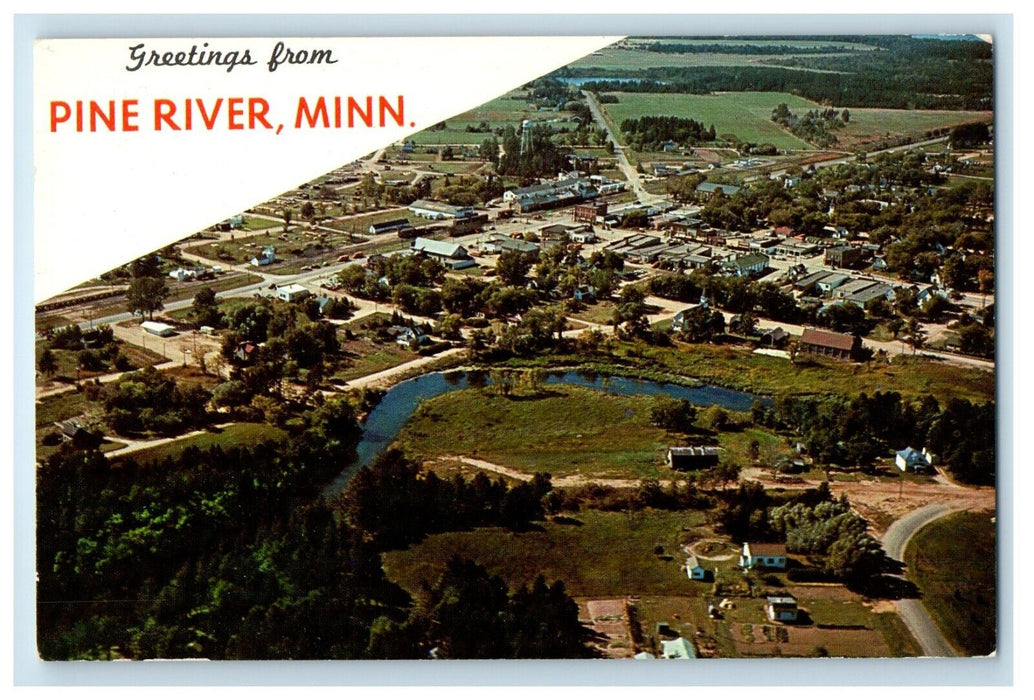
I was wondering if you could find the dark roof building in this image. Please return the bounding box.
[696,182,741,197]
[666,446,720,470]
[798,327,862,361]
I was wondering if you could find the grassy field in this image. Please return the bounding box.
[393,385,677,479]
[35,340,166,386]
[333,339,421,383]
[604,92,820,150]
[717,427,790,467]
[837,108,992,149]
[382,508,709,599]
[36,392,93,428]
[905,509,997,656]
[503,340,994,405]
[110,422,287,466]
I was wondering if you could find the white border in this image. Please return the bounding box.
[9,8,1021,691]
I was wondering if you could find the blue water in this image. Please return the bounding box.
[556,77,669,86]
[323,370,763,497]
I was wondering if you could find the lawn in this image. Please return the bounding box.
[111,422,287,466]
[905,509,997,656]
[381,508,709,599]
[393,385,677,479]
[604,92,820,151]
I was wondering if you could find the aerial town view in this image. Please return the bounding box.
[35,35,996,661]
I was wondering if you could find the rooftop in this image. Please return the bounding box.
[800,327,858,352]
[746,542,787,557]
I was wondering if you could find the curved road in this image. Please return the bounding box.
[881,503,962,657]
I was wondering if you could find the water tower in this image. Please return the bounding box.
[519,119,534,155]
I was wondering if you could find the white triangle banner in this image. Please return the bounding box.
[33,35,621,303]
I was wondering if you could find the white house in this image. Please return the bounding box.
[895,446,934,472]
[739,542,787,570]
[251,245,275,267]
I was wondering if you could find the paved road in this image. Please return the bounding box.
[881,503,962,657]
[583,90,663,207]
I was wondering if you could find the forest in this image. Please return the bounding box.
[568,37,992,110]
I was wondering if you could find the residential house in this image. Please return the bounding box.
[573,285,597,302]
[739,542,788,570]
[895,446,935,473]
[251,245,275,267]
[760,327,789,347]
[395,327,429,348]
[234,341,258,363]
[54,418,87,441]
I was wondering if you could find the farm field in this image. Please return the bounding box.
[567,48,869,73]
[603,92,820,150]
[837,108,992,149]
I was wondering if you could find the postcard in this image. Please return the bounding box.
[30,29,999,669]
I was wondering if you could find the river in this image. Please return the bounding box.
[322,369,764,498]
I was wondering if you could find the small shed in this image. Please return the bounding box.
[685,555,708,581]
[766,595,799,622]
[666,446,720,471]
[660,637,696,659]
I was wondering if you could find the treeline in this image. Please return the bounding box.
[640,41,872,55]
[619,115,716,150]
[753,392,996,484]
[38,408,594,659]
[341,448,552,549]
[572,58,990,110]
[37,398,373,659]
[371,557,589,659]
